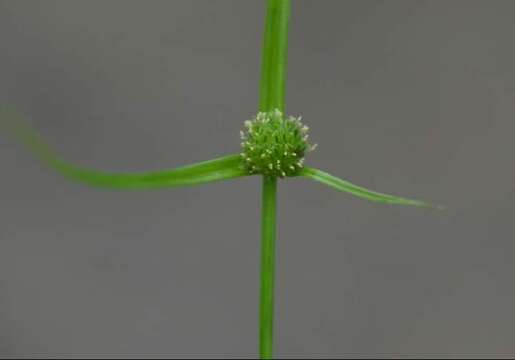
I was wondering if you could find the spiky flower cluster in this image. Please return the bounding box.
[240,109,316,178]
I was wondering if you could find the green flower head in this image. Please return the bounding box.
[240,109,317,178]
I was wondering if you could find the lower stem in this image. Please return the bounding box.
[259,175,277,359]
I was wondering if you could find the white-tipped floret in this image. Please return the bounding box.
[239,110,315,177]
[257,112,266,122]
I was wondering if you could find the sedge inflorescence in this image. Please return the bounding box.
[240,109,316,178]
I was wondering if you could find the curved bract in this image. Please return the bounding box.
[42,153,247,189]
[300,167,440,208]
[0,108,247,189]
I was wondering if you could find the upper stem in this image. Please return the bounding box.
[259,0,291,113]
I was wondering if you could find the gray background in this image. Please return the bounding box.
[1,0,514,358]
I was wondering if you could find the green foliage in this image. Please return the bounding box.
[0,107,246,189]
[300,167,439,208]
[0,0,440,358]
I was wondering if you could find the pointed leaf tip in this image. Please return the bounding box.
[0,106,248,189]
[299,166,441,209]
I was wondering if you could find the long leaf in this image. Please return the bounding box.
[1,108,247,189]
[300,167,439,208]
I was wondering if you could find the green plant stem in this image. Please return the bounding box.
[259,176,277,359]
[258,0,290,358]
[259,0,290,113]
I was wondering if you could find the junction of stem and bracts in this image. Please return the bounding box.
[0,0,440,359]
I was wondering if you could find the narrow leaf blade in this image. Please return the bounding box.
[1,107,247,189]
[300,167,440,208]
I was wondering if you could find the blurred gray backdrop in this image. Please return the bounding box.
[1,0,515,358]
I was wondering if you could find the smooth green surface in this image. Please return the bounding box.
[259,176,277,360]
[300,167,438,208]
[258,0,290,358]
[259,0,290,113]
[0,108,246,189]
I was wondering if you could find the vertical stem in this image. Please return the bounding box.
[258,0,290,358]
[259,0,291,113]
[260,176,277,359]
